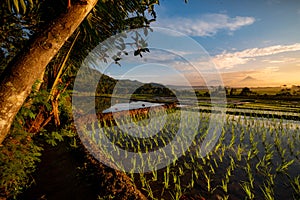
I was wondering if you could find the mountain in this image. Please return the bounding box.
[241,76,257,82]
[230,76,265,87]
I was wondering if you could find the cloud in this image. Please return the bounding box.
[263,66,280,72]
[157,14,255,37]
[213,43,300,69]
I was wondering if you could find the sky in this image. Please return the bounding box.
[94,0,300,87]
[153,0,300,87]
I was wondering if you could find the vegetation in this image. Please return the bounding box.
[81,105,300,199]
[0,0,299,199]
[0,0,159,199]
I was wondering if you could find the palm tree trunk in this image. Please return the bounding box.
[0,0,98,144]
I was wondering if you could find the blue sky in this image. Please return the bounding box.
[156,0,300,52]
[151,0,300,86]
[94,0,300,87]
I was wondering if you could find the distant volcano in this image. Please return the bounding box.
[240,76,257,83]
[229,76,265,87]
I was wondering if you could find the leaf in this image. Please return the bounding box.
[28,112,36,119]
[276,159,294,172]
[134,49,140,56]
[112,55,121,62]
[12,0,19,14]
[143,27,148,36]
[148,19,156,23]
[19,0,26,14]
[27,0,33,11]
[7,0,12,14]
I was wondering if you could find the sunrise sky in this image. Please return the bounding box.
[96,0,300,87]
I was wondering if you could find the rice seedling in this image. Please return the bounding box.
[290,175,300,199]
[240,181,255,200]
[276,159,294,174]
[260,182,274,200]
[163,171,170,189]
[82,102,300,200]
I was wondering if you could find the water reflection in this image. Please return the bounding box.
[102,101,164,113]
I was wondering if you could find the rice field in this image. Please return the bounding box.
[78,106,300,200]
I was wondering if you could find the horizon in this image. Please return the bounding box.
[96,1,300,88]
[112,76,300,89]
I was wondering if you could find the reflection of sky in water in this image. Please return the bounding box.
[102,101,163,113]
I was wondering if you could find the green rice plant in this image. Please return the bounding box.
[194,170,199,179]
[163,171,170,189]
[189,173,195,189]
[240,181,255,200]
[184,161,192,170]
[235,144,243,161]
[276,159,294,174]
[131,157,137,172]
[203,170,216,194]
[221,178,228,193]
[290,175,300,199]
[261,129,267,143]
[171,171,178,184]
[208,162,215,174]
[229,156,236,172]
[169,190,180,200]
[217,145,226,163]
[178,166,184,176]
[260,182,274,200]
[142,180,156,200]
[213,157,219,168]
[153,137,159,147]
[229,124,236,148]
[240,127,245,143]
[245,163,254,189]
[170,180,183,200]
[139,172,147,188]
[247,146,259,161]
[214,140,222,153]
[180,142,187,157]
[287,137,295,156]
[249,130,255,147]
[161,136,167,146]
[189,152,195,164]
[151,169,158,181]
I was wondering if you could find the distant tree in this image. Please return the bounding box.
[240,87,252,96]
[204,91,210,97]
[230,88,237,96]
[277,88,292,96]
[225,87,230,96]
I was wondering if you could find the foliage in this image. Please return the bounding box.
[0,0,40,75]
[0,123,42,199]
[83,106,300,199]
[239,87,251,96]
[133,83,176,97]
[2,0,39,15]
[0,0,160,198]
